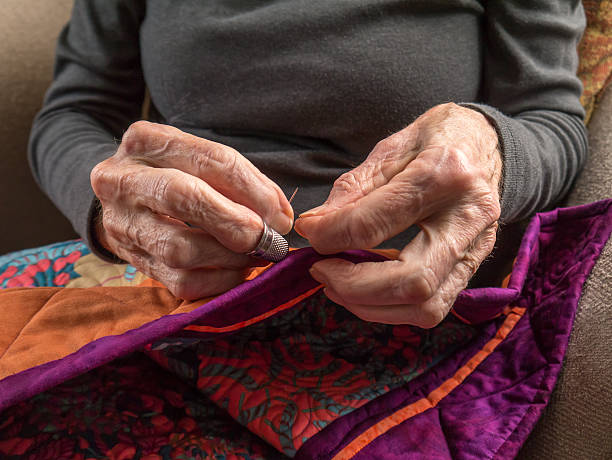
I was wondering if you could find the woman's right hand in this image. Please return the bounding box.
[90,121,294,299]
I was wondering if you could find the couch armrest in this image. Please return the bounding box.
[518,88,612,459]
[567,87,612,206]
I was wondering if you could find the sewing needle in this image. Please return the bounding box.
[288,187,299,204]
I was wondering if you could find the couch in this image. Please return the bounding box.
[0,1,610,458]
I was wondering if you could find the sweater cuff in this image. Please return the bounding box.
[459,103,522,224]
[85,197,127,264]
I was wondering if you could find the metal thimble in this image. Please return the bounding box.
[246,221,289,262]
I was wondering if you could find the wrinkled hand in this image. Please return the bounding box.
[295,103,502,327]
[91,121,293,299]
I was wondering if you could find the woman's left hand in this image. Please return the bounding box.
[294,103,502,327]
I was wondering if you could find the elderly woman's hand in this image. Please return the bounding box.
[90,121,293,299]
[294,103,502,327]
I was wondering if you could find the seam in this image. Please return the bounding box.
[331,309,524,460]
[0,288,65,364]
[184,284,323,333]
[490,370,548,460]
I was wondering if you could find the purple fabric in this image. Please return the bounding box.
[297,199,612,459]
[0,249,384,412]
[1,199,610,459]
[294,317,502,460]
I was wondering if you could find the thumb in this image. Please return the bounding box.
[300,129,419,219]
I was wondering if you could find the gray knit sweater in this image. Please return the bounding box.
[29,0,587,251]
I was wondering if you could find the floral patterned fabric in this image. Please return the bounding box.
[0,354,283,460]
[0,239,155,291]
[0,240,476,459]
[579,0,612,122]
[0,240,87,289]
[146,291,476,456]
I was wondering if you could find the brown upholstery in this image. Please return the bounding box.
[517,86,612,460]
[0,0,76,255]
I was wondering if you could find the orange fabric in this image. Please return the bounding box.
[367,248,400,259]
[332,307,526,460]
[0,244,510,381]
[450,309,481,325]
[0,286,186,379]
[0,252,312,381]
[0,280,323,380]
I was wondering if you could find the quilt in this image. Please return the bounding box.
[0,199,610,459]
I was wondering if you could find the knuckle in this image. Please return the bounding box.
[228,216,262,253]
[441,101,459,112]
[191,150,213,173]
[443,147,476,191]
[101,210,123,238]
[481,235,497,258]
[120,121,153,156]
[115,171,139,199]
[90,160,117,199]
[373,136,399,154]
[479,195,501,223]
[347,209,386,249]
[196,143,238,172]
[333,172,360,195]
[154,234,181,267]
[394,268,437,304]
[175,180,205,216]
[127,251,147,270]
[129,120,152,133]
[90,162,105,188]
[128,224,147,249]
[219,146,239,173]
[332,170,376,201]
[462,252,482,276]
[165,235,195,269]
[151,175,173,204]
[483,225,499,250]
[431,102,459,119]
[259,187,279,211]
[463,194,500,228]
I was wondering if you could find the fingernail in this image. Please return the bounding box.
[293,219,307,238]
[283,206,294,219]
[299,204,327,218]
[282,213,294,234]
[277,190,295,223]
[280,194,295,219]
[270,211,294,236]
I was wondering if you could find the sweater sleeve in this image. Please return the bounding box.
[28,0,146,248]
[462,0,588,223]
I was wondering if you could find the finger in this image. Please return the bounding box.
[118,121,293,233]
[96,165,267,254]
[317,226,496,327]
[111,245,251,300]
[103,209,265,270]
[300,127,420,218]
[297,146,499,254]
[308,222,497,306]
